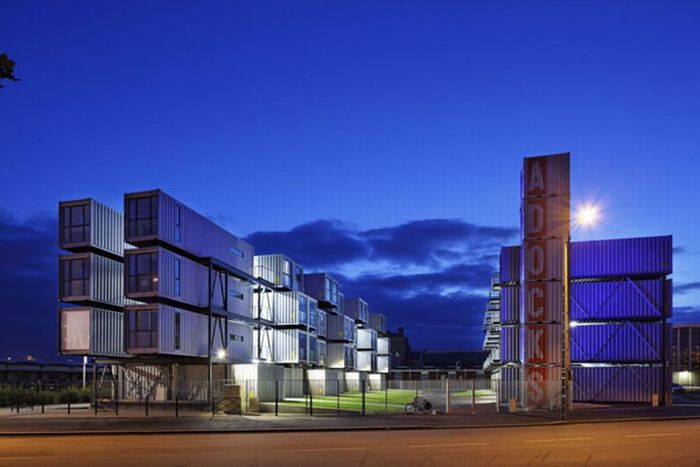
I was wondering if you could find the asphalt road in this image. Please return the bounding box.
[1,419,699,466]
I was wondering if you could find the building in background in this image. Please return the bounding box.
[57,190,390,404]
[672,324,700,387]
[484,154,673,407]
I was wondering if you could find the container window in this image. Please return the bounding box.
[61,257,89,297]
[299,333,307,361]
[174,258,181,296]
[127,195,158,237]
[61,204,90,244]
[282,259,292,288]
[175,204,181,243]
[127,252,158,293]
[308,300,317,328]
[127,309,158,349]
[229,246,245,259]
[174,312,181,350]
[229,290,245,300]
[294,265,304,291]
[309,337,317,362]
[299,294,307,324]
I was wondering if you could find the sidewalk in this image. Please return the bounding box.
[0,403,699,436]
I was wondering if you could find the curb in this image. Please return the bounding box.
[0,414,699,437]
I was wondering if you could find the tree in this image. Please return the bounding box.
[0,53,19,88]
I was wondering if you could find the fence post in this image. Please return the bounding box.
[471,378,476,412]
[30,393,34,411]
[495,379,500,414]
[67,394,71,415]
[336,379,340,414]
[361,380,366,416]
[41,393,45,414]
[115,395,119,416]
[145,395,149,417]
[175,394,179,418]
[275,380,279,417]
[445,379,449,414]
[309,389,313,417]
[385,383,388,414]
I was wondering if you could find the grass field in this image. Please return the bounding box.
[451,389,496,397]
[280,389,417,413]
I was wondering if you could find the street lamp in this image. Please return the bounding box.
[562,203,600,420]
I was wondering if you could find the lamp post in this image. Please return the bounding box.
[562,204,599,420]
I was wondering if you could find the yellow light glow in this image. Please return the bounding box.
[217,348,227,360]
[575,204,600,227]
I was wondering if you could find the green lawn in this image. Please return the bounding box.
[280,389,417,413]
[451,389,496,397]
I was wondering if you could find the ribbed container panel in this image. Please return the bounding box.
[345,297,369,323]
[356,328,378,350]
[522,281,562,323]
[253,254,302,291]
[500,246,521,285]
[157,305,208,357]
[273,329,307,364]
[303,273,330,304]
[570,236,672,279]
[522,196,570,241]
[501,325,520,363]
[327,314,355,342]
[573,366,664,403]
[357,350,377,372]
[500,285,520,324]
[60,253,135,308]
[498,365,520,403]
[522,153,570,199]
[369,313,387,333]
[570,278,665,321]
[327,343,355,369]
[59,199,125,257]
[59,307,126,357]
[273,291,303,326]
[571,322,664,362]
[377,336,390,355]
[228,278,253,319]
[228,322,253,363]
[124,190,254,273]
[377,355,390,374]
[522,239,563,281]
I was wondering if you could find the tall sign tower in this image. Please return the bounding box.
[520,153,570,408]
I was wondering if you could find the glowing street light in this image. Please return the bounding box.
[574,203,600,228]
[216,348,227,360]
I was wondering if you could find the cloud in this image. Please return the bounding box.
[246,218,517,349]
[674,282,700,295]
[673,306,700,324]
[0,210,59,360]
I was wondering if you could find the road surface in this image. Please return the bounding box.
[1,418,699,466]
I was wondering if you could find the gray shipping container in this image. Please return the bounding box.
[317,309,327,337]
[124,190,254,273]
[570,236,672,279]
[59,307,126,357]
[303,273,340,309]
[345,297,369,324]
[357,350,377,372]
[273,328,309,364]
[327,343,356,369]
[356,328,378,350]
[327,314,355,342]
[377,336,390,355]
[253,254,303,291]
[273,291,316,327]
[125,304,209,358]
[59,252,135,308]
[570,278,666,321]
[501,325,520,363]
[59,198,126,257]
[368,313,387,333]
[377,355,390,374]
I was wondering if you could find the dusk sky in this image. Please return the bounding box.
[1,1,700,359]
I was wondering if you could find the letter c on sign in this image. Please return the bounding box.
[528,286,544,318]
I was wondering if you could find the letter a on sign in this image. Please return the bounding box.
[525,158,547,196]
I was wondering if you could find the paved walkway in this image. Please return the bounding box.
[0,403,699,436]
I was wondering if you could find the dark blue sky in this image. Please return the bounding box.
[1,1,700,358]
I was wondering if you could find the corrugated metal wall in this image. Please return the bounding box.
[273,329,306,364]
[570,236,672,279]
[357,351,377,372]
[500,285,520,324]
[522,324,563,366]
[327,314,347,341]
[501,325,520,363]
[500,246,520,285]
[303,273,328,304]
[369,313,386,333]
[522,282,562,323]
[157,305,208,357]
[571,323,664,362]
[377,337,390,355]
[356,328,377,350]
[91,254,134,307]
[377,355,390,374]
[90,199,125,257]
[253,254,302,291]
[272,291,302,325]
[90,308,126,356]
[573,366,664,402]
[570,278,665,321]
[228,322,253,363]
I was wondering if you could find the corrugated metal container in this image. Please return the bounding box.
[369,313,387,333]
[317,309,327,337]
[571,322,664,362]
[327,343,356,369]
[59,198,125,257]
[377,355,390,374]
[522,239,563,281]
[273,328,308,364]
[307,369,343,395]
[356,328,378,350]
[498,365,520,403]
[522,324,563,366]
[570,236,672,279]
[252,289,275,321]
[522,196,570,241]
[500,285,520,324]
[228,277,253,319]
[227,322,253,363]
[327,314,355,342]
[59,253,136,308]
[302,273,340,309]
[253,328,274,363]
[124,190,254,273]
[377,336,390,355]
[318,340,327,366]
[522,281,562,323]
[522,153,570,199]
[272,291,308,327]
[501,325,520,363]
[59,307,126,357]
[345,297,369,324]
[253,254,303,291]
[500,246,521,285]
[523,365,562,408]
[573,365,665,403]
[570,278,666,321]
[357,350,377,372]
[125,304,209,357]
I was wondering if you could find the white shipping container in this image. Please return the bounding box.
[253,254,303,291]
[327,343,356,369]
[377,337,390,355]
[357,350,377,372]
[59,253,136,308]
[356,328,378,350]
[59,198,125,257]
[273,329,309,364]
[377,355,390,374]
[59,307,126,357]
